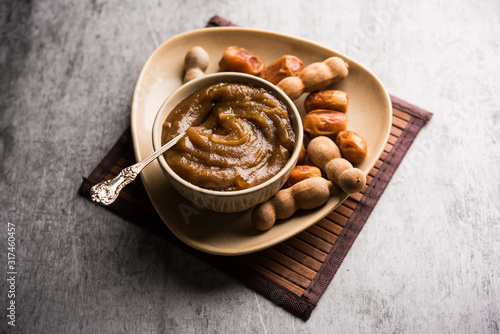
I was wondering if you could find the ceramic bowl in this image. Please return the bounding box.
[152,72,303,213]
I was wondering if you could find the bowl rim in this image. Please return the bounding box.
[152,72,304,197]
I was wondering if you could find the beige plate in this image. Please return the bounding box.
[131,27,392,256]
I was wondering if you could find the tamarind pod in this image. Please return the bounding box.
[307,136,366,194]
[277,57,349,100]
[307,136,341,170]
[338,168,366,194]
[300,57,349,92]
[183,46,209,83]
[251,177,333,231]
[276,76,304,100]
[324,158,352,185]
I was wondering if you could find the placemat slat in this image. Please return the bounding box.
[392,116,409,129]
[379,151,389,162]
[272,243,323,272]
[247,254,312,289]
[393,108,412,121]
[325,211,349,227]
[368,168,379,178]
[342,198,359,211]
[260,248,317,280]
[283,238,328,263]
[391,125,403,137]
[331,205,353,219]
[116,157,132,169]
[388,134,398,145]
[237,257,306,296]
[348,192,363,202]
[296,231,333,254]
[316,219,344,236]
[307,224,338,245]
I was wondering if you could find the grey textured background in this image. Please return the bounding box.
[1,0,499,333]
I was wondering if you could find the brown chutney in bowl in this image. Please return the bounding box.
[161,81,296,191]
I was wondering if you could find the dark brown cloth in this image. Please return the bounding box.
[78,16,433,320]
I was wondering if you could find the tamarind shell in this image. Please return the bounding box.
[251,177,333,231]
[307,136,341,170]
[338,168,366,193]
[325,158,352,185]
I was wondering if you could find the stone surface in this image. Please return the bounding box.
[1,0,499,333]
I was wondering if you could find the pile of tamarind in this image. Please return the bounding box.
[251,136,366,231]
[182,45,370,231]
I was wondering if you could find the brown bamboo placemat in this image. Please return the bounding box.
[79,16,433,320]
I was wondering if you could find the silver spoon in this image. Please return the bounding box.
[90,132,186,205]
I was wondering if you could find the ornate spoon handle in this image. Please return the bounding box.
[91,132,185,205]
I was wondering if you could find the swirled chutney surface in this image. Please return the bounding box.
[161,83,295,191]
